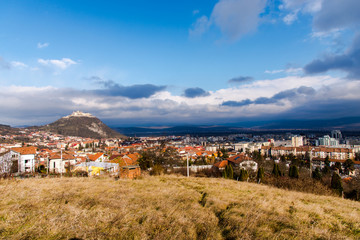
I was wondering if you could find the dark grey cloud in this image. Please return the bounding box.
[222,86,316,107]
[313,0,360,32]
[280,99,360,120]
[0,57,10,70]
[88,77,166,99]
[222,99,252,107]
[183,87,210,98]
[228,76,254,84]
[304,34,360,78]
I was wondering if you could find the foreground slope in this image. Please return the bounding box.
[0,176,359,240]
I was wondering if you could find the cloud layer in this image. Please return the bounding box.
[1,74,359,126]
[93,79,167,99]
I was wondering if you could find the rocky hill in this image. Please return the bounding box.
[40,111,125,139]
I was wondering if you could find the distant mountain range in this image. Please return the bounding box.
[113,117,360,136]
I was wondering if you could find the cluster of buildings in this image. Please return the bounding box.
[1,128,360,178]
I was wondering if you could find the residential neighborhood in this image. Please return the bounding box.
[1,128,360,180]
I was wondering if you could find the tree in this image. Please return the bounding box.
[220,147,229,159]
[223,164,233,179]
[239,169,249,181]
[312,167,322,181]
[322,156,331,174]
[288,153,298,166]
[324,156,330,167]
[331,172,343,196]
[138,150,156,170]
[355,152,360,161]
[343,159,355,175]
[289,165,299,179]
[256,167,264,183]
[334,162,342,174]
[272,163,281,177]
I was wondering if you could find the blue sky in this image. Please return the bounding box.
[0,0,360,126]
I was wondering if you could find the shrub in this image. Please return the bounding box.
[150,164,164,176]
[312,167,322,181]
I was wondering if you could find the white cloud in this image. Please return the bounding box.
[193,9,199,15]
[282,0,323,13]
[281,0,323,25]
[37,42,49,49]
[283,10,299,25]
[11,61,28,69]
[189,16,210,38]
[190,0,267,40]
[265,67,303,75]
[38,58,77,70]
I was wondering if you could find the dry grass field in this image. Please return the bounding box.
[0,175,359,240]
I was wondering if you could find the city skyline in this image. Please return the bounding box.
[1,0,360,126]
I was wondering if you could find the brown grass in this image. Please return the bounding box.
[0,175,359,239]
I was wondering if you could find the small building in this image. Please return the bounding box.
[74,162,119,176]
[49,152,76,173]
[11,146,37,173]
[111,154,141,179]
[0,151,13,175]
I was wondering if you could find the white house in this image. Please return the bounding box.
[0,151,13,174]
[11,146,37,173]
[49,153,76,173]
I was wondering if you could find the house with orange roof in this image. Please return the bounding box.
[11,146,37,173]
[111,153,141,179]
[228,154,258,172]
[49,152,76,173]
[214,160,228,170]
[213,153,258,172]
[87,152,107,162]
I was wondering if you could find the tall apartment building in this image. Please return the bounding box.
[331,130,342,140]
[318,135,339,146]
[291,136,304,147]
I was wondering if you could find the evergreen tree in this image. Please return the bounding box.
[272,163,281,177]
[334,162,342,173]
[239,169,249,181]
[256,167,264,183]
[227,164,234,179]
[289,165,299,179]
[324,156,330,167]
[312,167,322,181]
[223,164,234,179]
[331,172,343,196]
[223,166,228,179]
[343,159,354,175]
